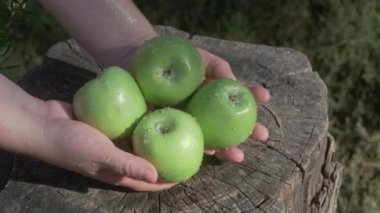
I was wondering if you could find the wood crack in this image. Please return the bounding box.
[56,189,68,199]
[255,62,273,74]
[65,41,90,63]
[266,145,306,180]
[140,194,149,210]
[3,190,20,209]
[252,168,291,187]
[256,196,270,209]
[90,205,102,213]
[179,183,214,210]
[186,195,203,211]
[262,104,282,128]
[117,193,128,205]
[142,194,149,211]
[310,135,339,210]
[300,125,316,160]
[237,162,291,188]
[116,193,128,213]
[216,177,258,209]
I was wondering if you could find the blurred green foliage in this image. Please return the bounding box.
[0,0,67,81]
[1,0,379,212]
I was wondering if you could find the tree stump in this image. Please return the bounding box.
[0,26,343,212]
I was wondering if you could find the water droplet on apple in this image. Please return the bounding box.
[142,125,149,131]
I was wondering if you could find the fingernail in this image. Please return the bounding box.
[235,151,244,163]
[262,129,270,141]
[140,168,157,183]
[259,125,270,141]
[204,148,216,155]
[265,89,272,101]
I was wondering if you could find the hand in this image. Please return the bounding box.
[41,100,176,191]
[198,48,271,163]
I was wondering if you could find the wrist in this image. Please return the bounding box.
[38,0,158,69]
[0,75,47,156]
[107,31,158,70]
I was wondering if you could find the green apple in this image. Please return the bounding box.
[132,108,204,182]
[186,79,257,148]
[73,66,147,141]
[130,35,205,106]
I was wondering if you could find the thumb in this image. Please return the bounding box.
[103,146,158,183]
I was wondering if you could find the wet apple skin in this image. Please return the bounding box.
[133,108,204,182]
[131,35,205,106]
[186,80,257,148]
[73,67,147,141]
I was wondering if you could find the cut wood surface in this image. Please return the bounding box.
[0,26,342,212]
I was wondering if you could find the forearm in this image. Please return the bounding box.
[0,75,46,156]
[38,0,157,67]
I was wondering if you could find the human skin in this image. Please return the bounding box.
[0,74,175,191]
[0,0,270,191]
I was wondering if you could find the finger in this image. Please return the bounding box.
[92,166,175,192]
[201,77,214,86]
[116,177,177,192]
[100,146,158,183]
[215,146,244,163]
[44,100,75,119]
[204,147,216,155]
[247,84,271,103]
[250,123,269,141]
[198,48,236,80]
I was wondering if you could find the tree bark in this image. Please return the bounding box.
[0,26,342,213]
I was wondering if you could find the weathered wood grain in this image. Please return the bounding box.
[0,26,342,212]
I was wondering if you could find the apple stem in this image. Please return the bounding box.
[228,94,239,103]
[163,67,174,79]
[155,122,171,134]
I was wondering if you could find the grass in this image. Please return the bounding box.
[1,0,380,212]
[0,0,67,81]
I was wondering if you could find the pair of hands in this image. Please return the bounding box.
[41,48,270,192]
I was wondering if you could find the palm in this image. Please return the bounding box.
[42,100,175,191]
